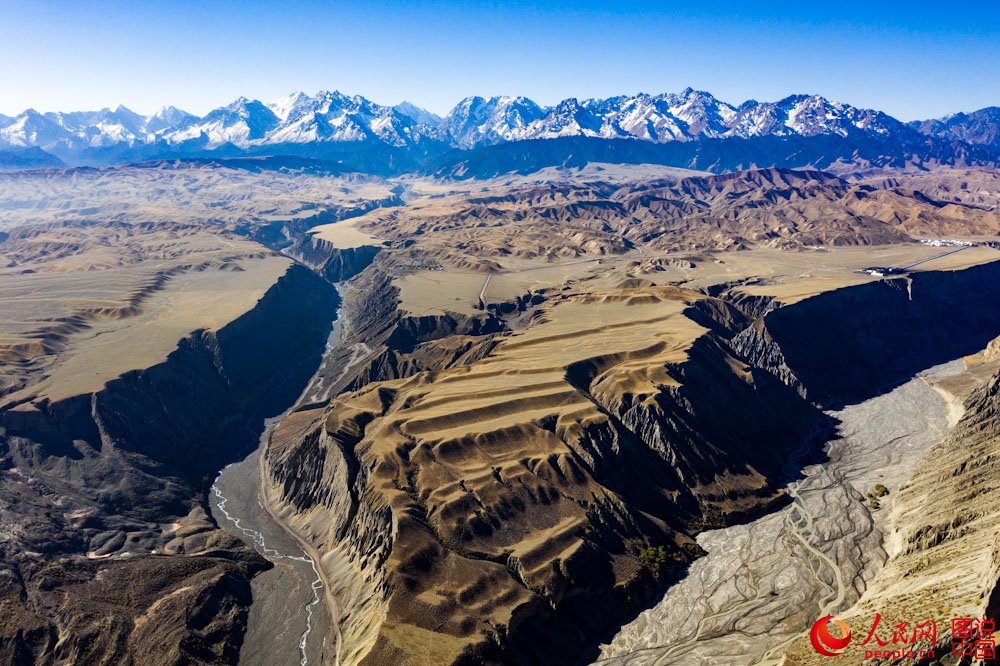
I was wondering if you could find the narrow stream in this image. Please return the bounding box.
[210,290,345,666]
[212,436,326,666]
[593,359,965,666]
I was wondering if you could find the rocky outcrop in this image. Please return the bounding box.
[260,257,1000,666]
[287,233,385,282]
[739,262,1000,406]
[0,264,339,664]
[265,406,395,666]
[262,284,830,666]
[301,266,508,406]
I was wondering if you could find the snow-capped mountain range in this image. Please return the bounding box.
[1,88,998,169]
[438,90,917,149]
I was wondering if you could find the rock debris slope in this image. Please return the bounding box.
[263,281,823,666]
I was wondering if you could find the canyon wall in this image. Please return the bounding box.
[736,263,1000,406]
[286,234,385,283]
[262,260,1000,666]
[0,264,339,665]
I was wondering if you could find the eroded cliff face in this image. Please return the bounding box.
[287,234,385,283]
[0,264,339,665]
[263,259,1000,666]
[734,262,1000,407]
[262,276,832,666]
[299,266,508,408]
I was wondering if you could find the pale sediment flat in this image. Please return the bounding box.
[593,360,964,666]
[781,346,1000,665]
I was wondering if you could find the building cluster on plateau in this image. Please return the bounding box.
[920,239,975,247]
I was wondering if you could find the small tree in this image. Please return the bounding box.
[640,546,668,577]
[873,484,889,497]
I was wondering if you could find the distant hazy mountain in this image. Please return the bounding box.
[0,146,67,170]
[1,89,999,173]
[909,107,1000,146]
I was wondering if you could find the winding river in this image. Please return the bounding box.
[207,281,970,666]
[210,291,346,666]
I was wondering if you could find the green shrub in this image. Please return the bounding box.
[640,546,668,577]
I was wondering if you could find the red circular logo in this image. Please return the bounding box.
[810,616,852,656]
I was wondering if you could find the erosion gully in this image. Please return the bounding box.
[210,289,346,666]
[593,359,965,666]
[209,280,967,666]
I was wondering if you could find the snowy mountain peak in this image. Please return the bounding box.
[2,89,997,169]
[442,95,547,148]
[151,105,191,123]
[267,92,310,121]
[393,102,441,127]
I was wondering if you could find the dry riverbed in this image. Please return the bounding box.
[593,360,965,666]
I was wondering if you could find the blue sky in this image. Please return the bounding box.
[2,0,998,120]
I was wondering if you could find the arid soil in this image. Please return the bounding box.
[0,173,346,664]
[4,161,1000,666]
[254,165,1000,665]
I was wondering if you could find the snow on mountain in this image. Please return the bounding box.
[441,96,548,148]
[778,95,903,137]
[266,92,311,122]
[579,89,736,142]
[435,88,909,148]
[722,95,906,140]
[146,106,198,134]
[0,110,77,149]
[167,97,281,147]
[910,107,1000,148]
[665,88,739,136]
[394,102,441,127]
[531,98,606,139]
[255,90,432,147]
[0,89,995,167]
